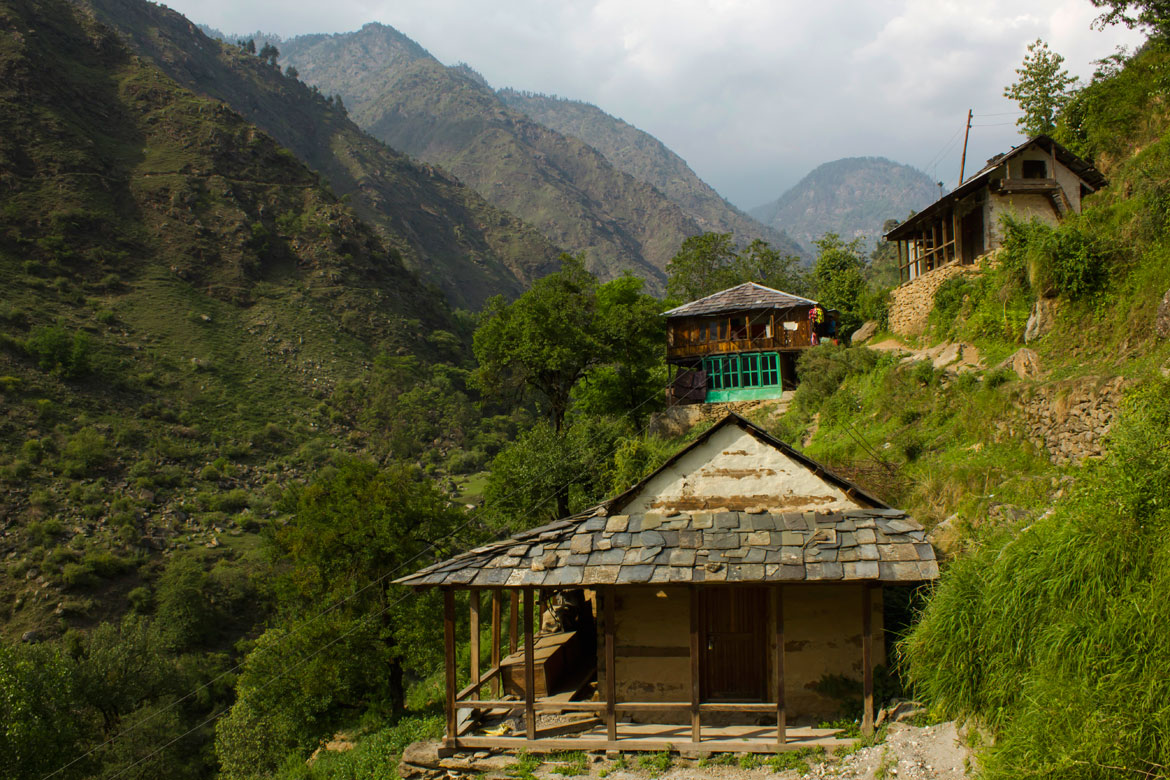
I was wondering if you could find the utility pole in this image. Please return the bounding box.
[958,109,973,184]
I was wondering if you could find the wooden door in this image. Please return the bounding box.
[700,587,767,701]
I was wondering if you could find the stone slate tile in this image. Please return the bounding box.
[519,569,547,585]
[888,519,919,534]
[744,547,766,564]
[724,547,747,558]
[780,531,805,546]
[914,543,935,559]
[617,564,654,583]
[845,561,880,579]
[623,549,643,563]
[838,531,857,548]
[654,549,673,565]
[764,549,783,564]
[641,515,663,530]
[778,564,805,580]
[836,518,856,532]
[857,544,880,561]
[582,565,620,584]
[605,516,629,533]
[668,567,691,583]
[885,544,919,562]
[730,563,765,581]
[918,561,940,578]
[627,516,643,533]
[639,530,666,547]
[505,569,527,587]
[691,512,713,529]
[807,547,837,563]
[596,539,613,551]
[591,549,625,565]
[703,533,740,549]
[611,533,632,548]
[582,518,606,531]
[745,530,770,546]
[806,562,843,580]
[659,531,679,547]
[570,535,593,554]
[670,549,696,567]
[703,565,728,581]
[449,569,476,584]
[855,529,877,544]
[678,530,701,549]
[566,554,588,566]
[854,517,877,529]
[508,545,530,557]
[839,548,860,562]
[908,530,926,542]
[780,547,802,565]
[493,555,522,568]
[715,512,740,529]
[650,566,672,583]
[639,546,662,562]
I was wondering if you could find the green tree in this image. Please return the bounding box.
[1090,0,1170,38]
[812,233,868,335]
[473,255,602,431]
[665,233,807,301]
[1004,39,1078,136]
[0,644,87,780]
[258,42,280,67]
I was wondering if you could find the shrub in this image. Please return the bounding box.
[61,428,108,476]
[25,324,91,378]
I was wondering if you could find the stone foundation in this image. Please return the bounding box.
[889,263,981,337]
[1005,376,1127,465]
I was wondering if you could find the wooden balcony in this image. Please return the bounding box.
[667,331,812,361]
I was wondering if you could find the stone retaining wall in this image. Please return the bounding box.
[889,264,980,337]
[1005,376,1127,466]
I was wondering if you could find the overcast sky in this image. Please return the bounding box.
[163,0,1145,210]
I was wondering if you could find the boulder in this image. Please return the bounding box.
[926,514,961,557]
[996,348,1042,380]
[1024,298,1057,343]
[1156,288,1170,338]
[851,320,878,344]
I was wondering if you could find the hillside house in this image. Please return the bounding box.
[884,135,1106,283]
[663,283,836,405]
[397,414,938,754]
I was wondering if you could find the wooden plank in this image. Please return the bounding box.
[444,589,457,748]
[773,585,786,746]
[689,585,701,744]
[604,587,617,741]
[509,590,519,655]
[861,585,874,736]
[470,589,481,693]
[698,702,778,713]
[897,241,905,283]
[457,666,501,701]
[524,589,536,741]
[452,736,847,755]
[492,591,502,697]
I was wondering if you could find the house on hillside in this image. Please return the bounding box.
[397,413,938,755]
[884,135,1106,283]
[663,283,837,405]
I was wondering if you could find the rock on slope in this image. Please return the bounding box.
[86,0,561,308]
[752,157,939,253]
[497,89,806,259]
[276,23,711,290]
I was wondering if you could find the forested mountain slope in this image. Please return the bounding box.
[752,157,938,251]
[0,0,463,642]
[497,89,806,258]
[83,0,561,308]
[275,24,711,289]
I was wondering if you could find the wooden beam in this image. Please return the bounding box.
[491,590,502,697]
[509,590,519,655]
[689,585,701,744]
[523,589,536,741]
[443,589,457,748]
[861,585,874,736]
[469,589,481,694]
[952,208,961,265]
[774,585,786,746]
[604,587,617,742]
[897,240,905,283]
[616,646,689,657]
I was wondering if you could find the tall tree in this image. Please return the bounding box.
[1090,0,1170,39]
[1004,39,1078,137]
[812,233,868,334]
[665,233,806,301]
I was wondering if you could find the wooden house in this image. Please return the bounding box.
[884,135,1106,283]
[397,414,938,754]
[663,283,835,405]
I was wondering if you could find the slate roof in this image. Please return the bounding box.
[663,282,818,319]
[396,506,938,588]
[885,134,1107,242]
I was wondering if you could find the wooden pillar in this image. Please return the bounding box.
[523,589,536,741]
[773,586,786,746]
[443,589,457,747]
[861,585,874,736]
[469,589,481,694]
[509,590,519,654]
[897,240,905,283]
[952,207,961,265]
[604,587,617,742]
[689,586,701,744]
[491,590,502,697]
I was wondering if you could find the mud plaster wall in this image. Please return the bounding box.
[987,192,1059,246]
[620,425,861,514]
[607,585,886,722]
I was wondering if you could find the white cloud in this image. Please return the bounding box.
[164,0,1146,208]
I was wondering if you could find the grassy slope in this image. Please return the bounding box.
[83,0,561,310]
[277,24,707,290]
[0,0,459,640]
[496,89,808,258]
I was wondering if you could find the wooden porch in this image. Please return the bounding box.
[441,585,877,754]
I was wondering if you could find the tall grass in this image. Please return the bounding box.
[901,379,1170,779]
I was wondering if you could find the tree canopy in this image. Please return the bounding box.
[665,233,807,301]
[1004,39,1078,137]
[1090,0,1170,38]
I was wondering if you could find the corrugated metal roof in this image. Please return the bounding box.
[663,282,817,318]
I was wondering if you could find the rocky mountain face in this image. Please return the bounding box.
[497,90,806,259]
[85,0,561,309]
[275,23,715,290]
[752,157,939,253]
